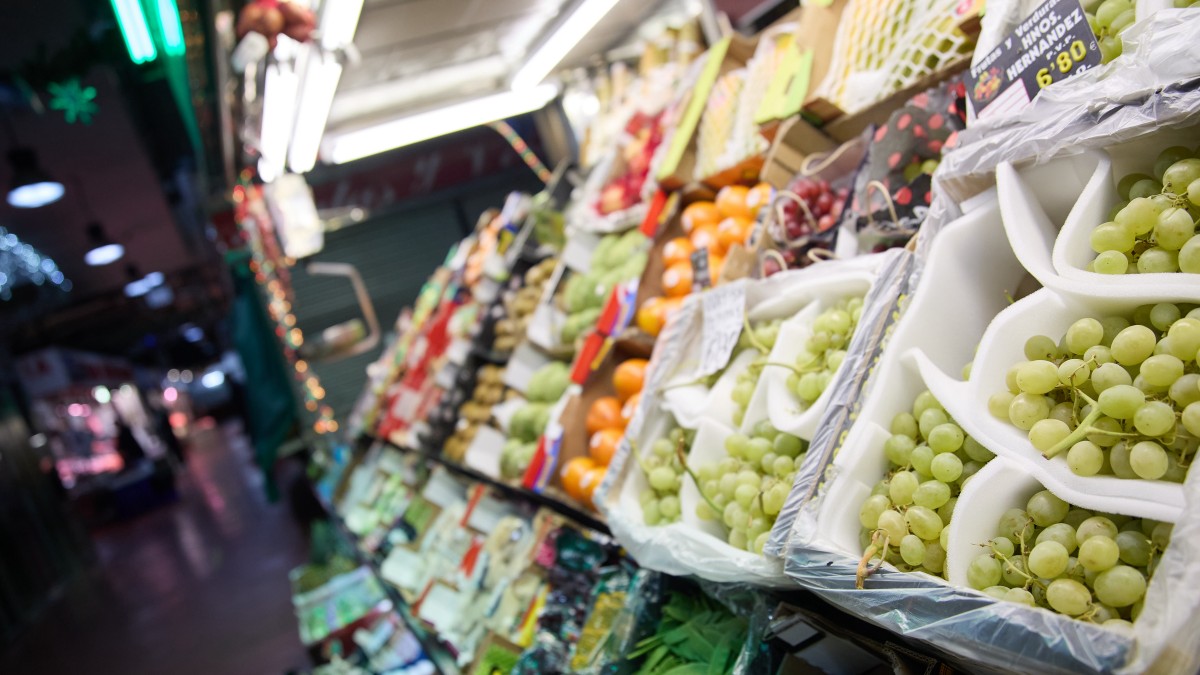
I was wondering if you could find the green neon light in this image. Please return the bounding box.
[155,0,186,57]
[110,0,157,64]
[48,79,99,124]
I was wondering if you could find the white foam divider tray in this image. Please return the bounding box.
[912,287,1189,523]
[663,348,761,430]
[679,418,738,541]
[815,194,1027,556]
[998,126,1200,301]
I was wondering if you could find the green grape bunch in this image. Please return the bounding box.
[690,420,808,554]
[1090,145,1200,274]
[1086,0,1137,64]
[858,390,994,579]
[638,426,695,525]
[990,303,1200,481]
[786,295,866,409]
[968,489,1171,631]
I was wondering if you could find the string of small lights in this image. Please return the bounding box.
[488,120,553,184]
[233,172,338,435]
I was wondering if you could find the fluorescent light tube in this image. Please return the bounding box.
[326,84,558,164]
[511,0,620,90]
[320,0,365,50]
[260,58,299,182]
[156,0,186,56]
[110,0,157,64]
[289,53,342,173]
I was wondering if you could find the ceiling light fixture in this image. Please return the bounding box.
[7,148,64,208]
[124,265,164,297]
[110,0,158,64]
[511,0,621,90]
[284,0,363,173]
[84,222,125,266]
[327,84,558,164]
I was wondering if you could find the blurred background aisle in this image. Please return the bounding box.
[0,421,311,675]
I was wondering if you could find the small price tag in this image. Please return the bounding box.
[966,0,1099,121]
[691,248,712,290]
[698,283,746,377]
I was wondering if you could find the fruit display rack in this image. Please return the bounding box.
[277,5,1200,675]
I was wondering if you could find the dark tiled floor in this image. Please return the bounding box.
[0,422,313,675]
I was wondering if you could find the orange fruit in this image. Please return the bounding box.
[681,201,721,233]
[588,428,623,465]
[581,466,606,505]
[715,185,753,219]
[715,217,754,253]
[660,296,685,319]
[662,237,695,268]
[586,396,623,435]
[620,392,641,427]
[661,261,693,298]
[613,359,648,402]
[636,297,667,336]
[689,225,719,252]
[746,182,773,216]
[561,456,597,500]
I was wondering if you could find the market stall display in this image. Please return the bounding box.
[248,4,1200,675]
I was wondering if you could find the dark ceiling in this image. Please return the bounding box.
[0,0,228,359]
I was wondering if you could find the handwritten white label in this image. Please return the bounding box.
[699,284,746,377]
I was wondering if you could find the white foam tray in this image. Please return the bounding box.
[663,348,761,430]
[913,286,1189,523]
[816,193,1028,556]
[997,125,1200,301]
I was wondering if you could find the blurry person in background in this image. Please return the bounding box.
[114,416,146,471]
[151,400,186,465]
[39,454,67,501]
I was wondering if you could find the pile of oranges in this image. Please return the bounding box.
[636,183,772,337]
[561,357,648,507]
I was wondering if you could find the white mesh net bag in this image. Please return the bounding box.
[813,0,974,114]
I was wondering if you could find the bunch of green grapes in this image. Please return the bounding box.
[691,420,807,554]
[786,295,865,407]
[1174,0,1200,10]
[1090,145,1200,275]
[639,426,695,525]
[968,489,1171,631]
[730,319,782,427]
[858,390,993,578]
[1086,0,1136,63]
[990,304,1200,481]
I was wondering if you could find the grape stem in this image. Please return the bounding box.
[1042,391,1106,459]
[761,361,805,377]
[856,529,890,589]
[658,376,710,393]
[675,436,722,517]
[741,313,770,353]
